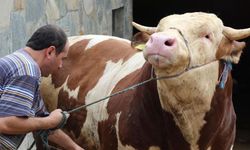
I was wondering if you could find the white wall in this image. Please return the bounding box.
[0,0,132,57]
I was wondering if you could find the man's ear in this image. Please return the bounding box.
[45,46,56,59]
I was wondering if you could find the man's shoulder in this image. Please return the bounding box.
[1,49,41,78]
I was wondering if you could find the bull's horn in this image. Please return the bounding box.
[132,22,157,35]
[223,26,250,40]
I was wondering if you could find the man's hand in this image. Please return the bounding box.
[46,109,69,129]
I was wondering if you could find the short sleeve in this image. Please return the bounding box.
[0,75,39,117]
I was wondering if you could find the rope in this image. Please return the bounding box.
[52,111,69,130]
[67,76,155,114]
[28,59,224,150]
[217,61,232,89]
[67,27,216,114]
[27,27,230,150]
[27,112,68,150]
[67,59,220,114]
[28,26,216,149]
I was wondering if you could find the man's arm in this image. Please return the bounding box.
[0,109,63,134]
[48,129,84,150]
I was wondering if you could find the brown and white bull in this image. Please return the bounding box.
[30,12,250,150]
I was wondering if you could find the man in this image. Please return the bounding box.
[0,24,83,150]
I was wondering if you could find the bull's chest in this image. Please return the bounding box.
[156,63,219,149]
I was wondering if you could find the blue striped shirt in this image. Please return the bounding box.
[0,49,48,149]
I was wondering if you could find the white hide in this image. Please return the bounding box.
[81,52,146,148]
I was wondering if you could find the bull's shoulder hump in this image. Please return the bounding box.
[68,35,131,48]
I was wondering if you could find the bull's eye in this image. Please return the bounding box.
[204,33,213,41]
[205,34,210,39]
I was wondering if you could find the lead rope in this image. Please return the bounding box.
[67,27,192,114]
[27,112,68,150]
[32,59,224,150]
[28,28,230,150]
[67,69,156,114]
[27,69,155,150]
[26,27,201,150]
[217,61,232,89]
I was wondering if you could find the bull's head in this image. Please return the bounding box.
[132,12,249,76]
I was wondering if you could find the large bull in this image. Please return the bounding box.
[30,12,250,150]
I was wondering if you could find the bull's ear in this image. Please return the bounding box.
[131,32,150,51]
[217,36,246,64]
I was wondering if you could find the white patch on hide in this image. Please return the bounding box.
[62,76,80,99]
[68,35,130,48]
[114,113,160,150]
[81,52,146,148]
[40,75,80,111]
[115,112,136,150]
[230,145,234,150]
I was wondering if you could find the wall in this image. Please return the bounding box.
[0,0,133,57]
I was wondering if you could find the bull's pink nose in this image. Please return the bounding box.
[146,33,176,54]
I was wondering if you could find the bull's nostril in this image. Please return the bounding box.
[164,39,175,46]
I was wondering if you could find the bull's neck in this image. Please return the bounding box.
[156,62,219,149]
